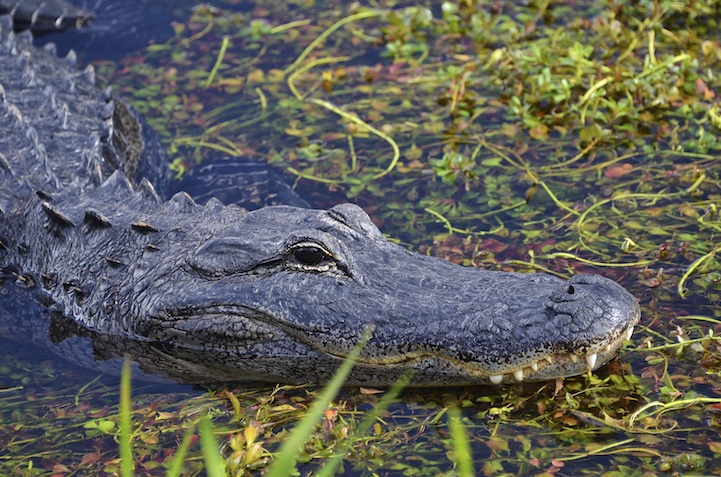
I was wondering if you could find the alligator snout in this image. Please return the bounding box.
[495,272,641,383]
[548,273,629,303]
[447,273,641,385]
[544,273,639,339]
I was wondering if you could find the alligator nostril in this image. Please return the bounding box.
[567,285,575,295]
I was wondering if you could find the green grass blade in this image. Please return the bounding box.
[265,325,374,477]
[315,373,411,477]
[447,406,474,477]
[198,418,226,477]
[119,357,134,477]
[165,425,197,477]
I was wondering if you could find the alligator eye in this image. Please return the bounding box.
[292,246,328,266]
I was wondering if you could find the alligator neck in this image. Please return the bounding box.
[1,172,235,336]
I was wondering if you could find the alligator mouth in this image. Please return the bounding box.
[465,323,637,384]
[342,321,637,385]
[157,302,638,386]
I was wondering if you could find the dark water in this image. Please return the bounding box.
[2,0,721,475]
[31,0,254,59]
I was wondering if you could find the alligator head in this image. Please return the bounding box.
[124,201,639,386]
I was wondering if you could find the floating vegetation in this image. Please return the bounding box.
[2,0,721,475]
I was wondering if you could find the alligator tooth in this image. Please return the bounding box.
[489,375,504,385]
[606,344,612,352]
[530,361,539,372]
[625,326,635,341]
[585,353,598,370]
[513,369,524,382]
[545,355,554,364]
[569,354,579,364]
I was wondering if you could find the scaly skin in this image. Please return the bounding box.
[0,15,640,385]
[0,0,93,31]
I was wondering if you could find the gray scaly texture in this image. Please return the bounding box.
[0,15,640,386]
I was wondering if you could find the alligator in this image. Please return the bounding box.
[0,13,641,386]
[0,0,93,32]
[2,0,181,61]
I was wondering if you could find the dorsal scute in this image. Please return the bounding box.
[0,151,11,175]
[138,178,162,203]
[41,201,76,227]
[19,51,36,87]
[2,29,16,54]
[82,63,95,85]
[83,208,112,228]
[167,191,198,213]
[5,102,23,124]
[79,143,104,187]
[13,47,30,69]
[13,29,33,45]
[24,126,50,176]
[100,169,134,194]
[43,42,57,55]
[102,96,114,121]
[63,48,76,66]
[102,86,113,103]
[41,84,58,111]
[204,197,225,213]
[0,14,12,32]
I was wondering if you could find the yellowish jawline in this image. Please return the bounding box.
[341,324,634,383]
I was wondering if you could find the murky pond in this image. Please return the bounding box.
[1,0,721,475]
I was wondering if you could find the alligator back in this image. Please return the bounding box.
[0,15,167,217]
[0,0,93,31]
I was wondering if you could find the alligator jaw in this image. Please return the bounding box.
[483,323,637,385]
[338,322,638,386]
[151,296,639,387]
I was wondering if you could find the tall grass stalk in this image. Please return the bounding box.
[119,357,134,477]
[198,418,226,477]
[265,326,374,477]
[315,373,411,477]
[165,426,198,477]
[447,406,474,477]
[117,327,378,477]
